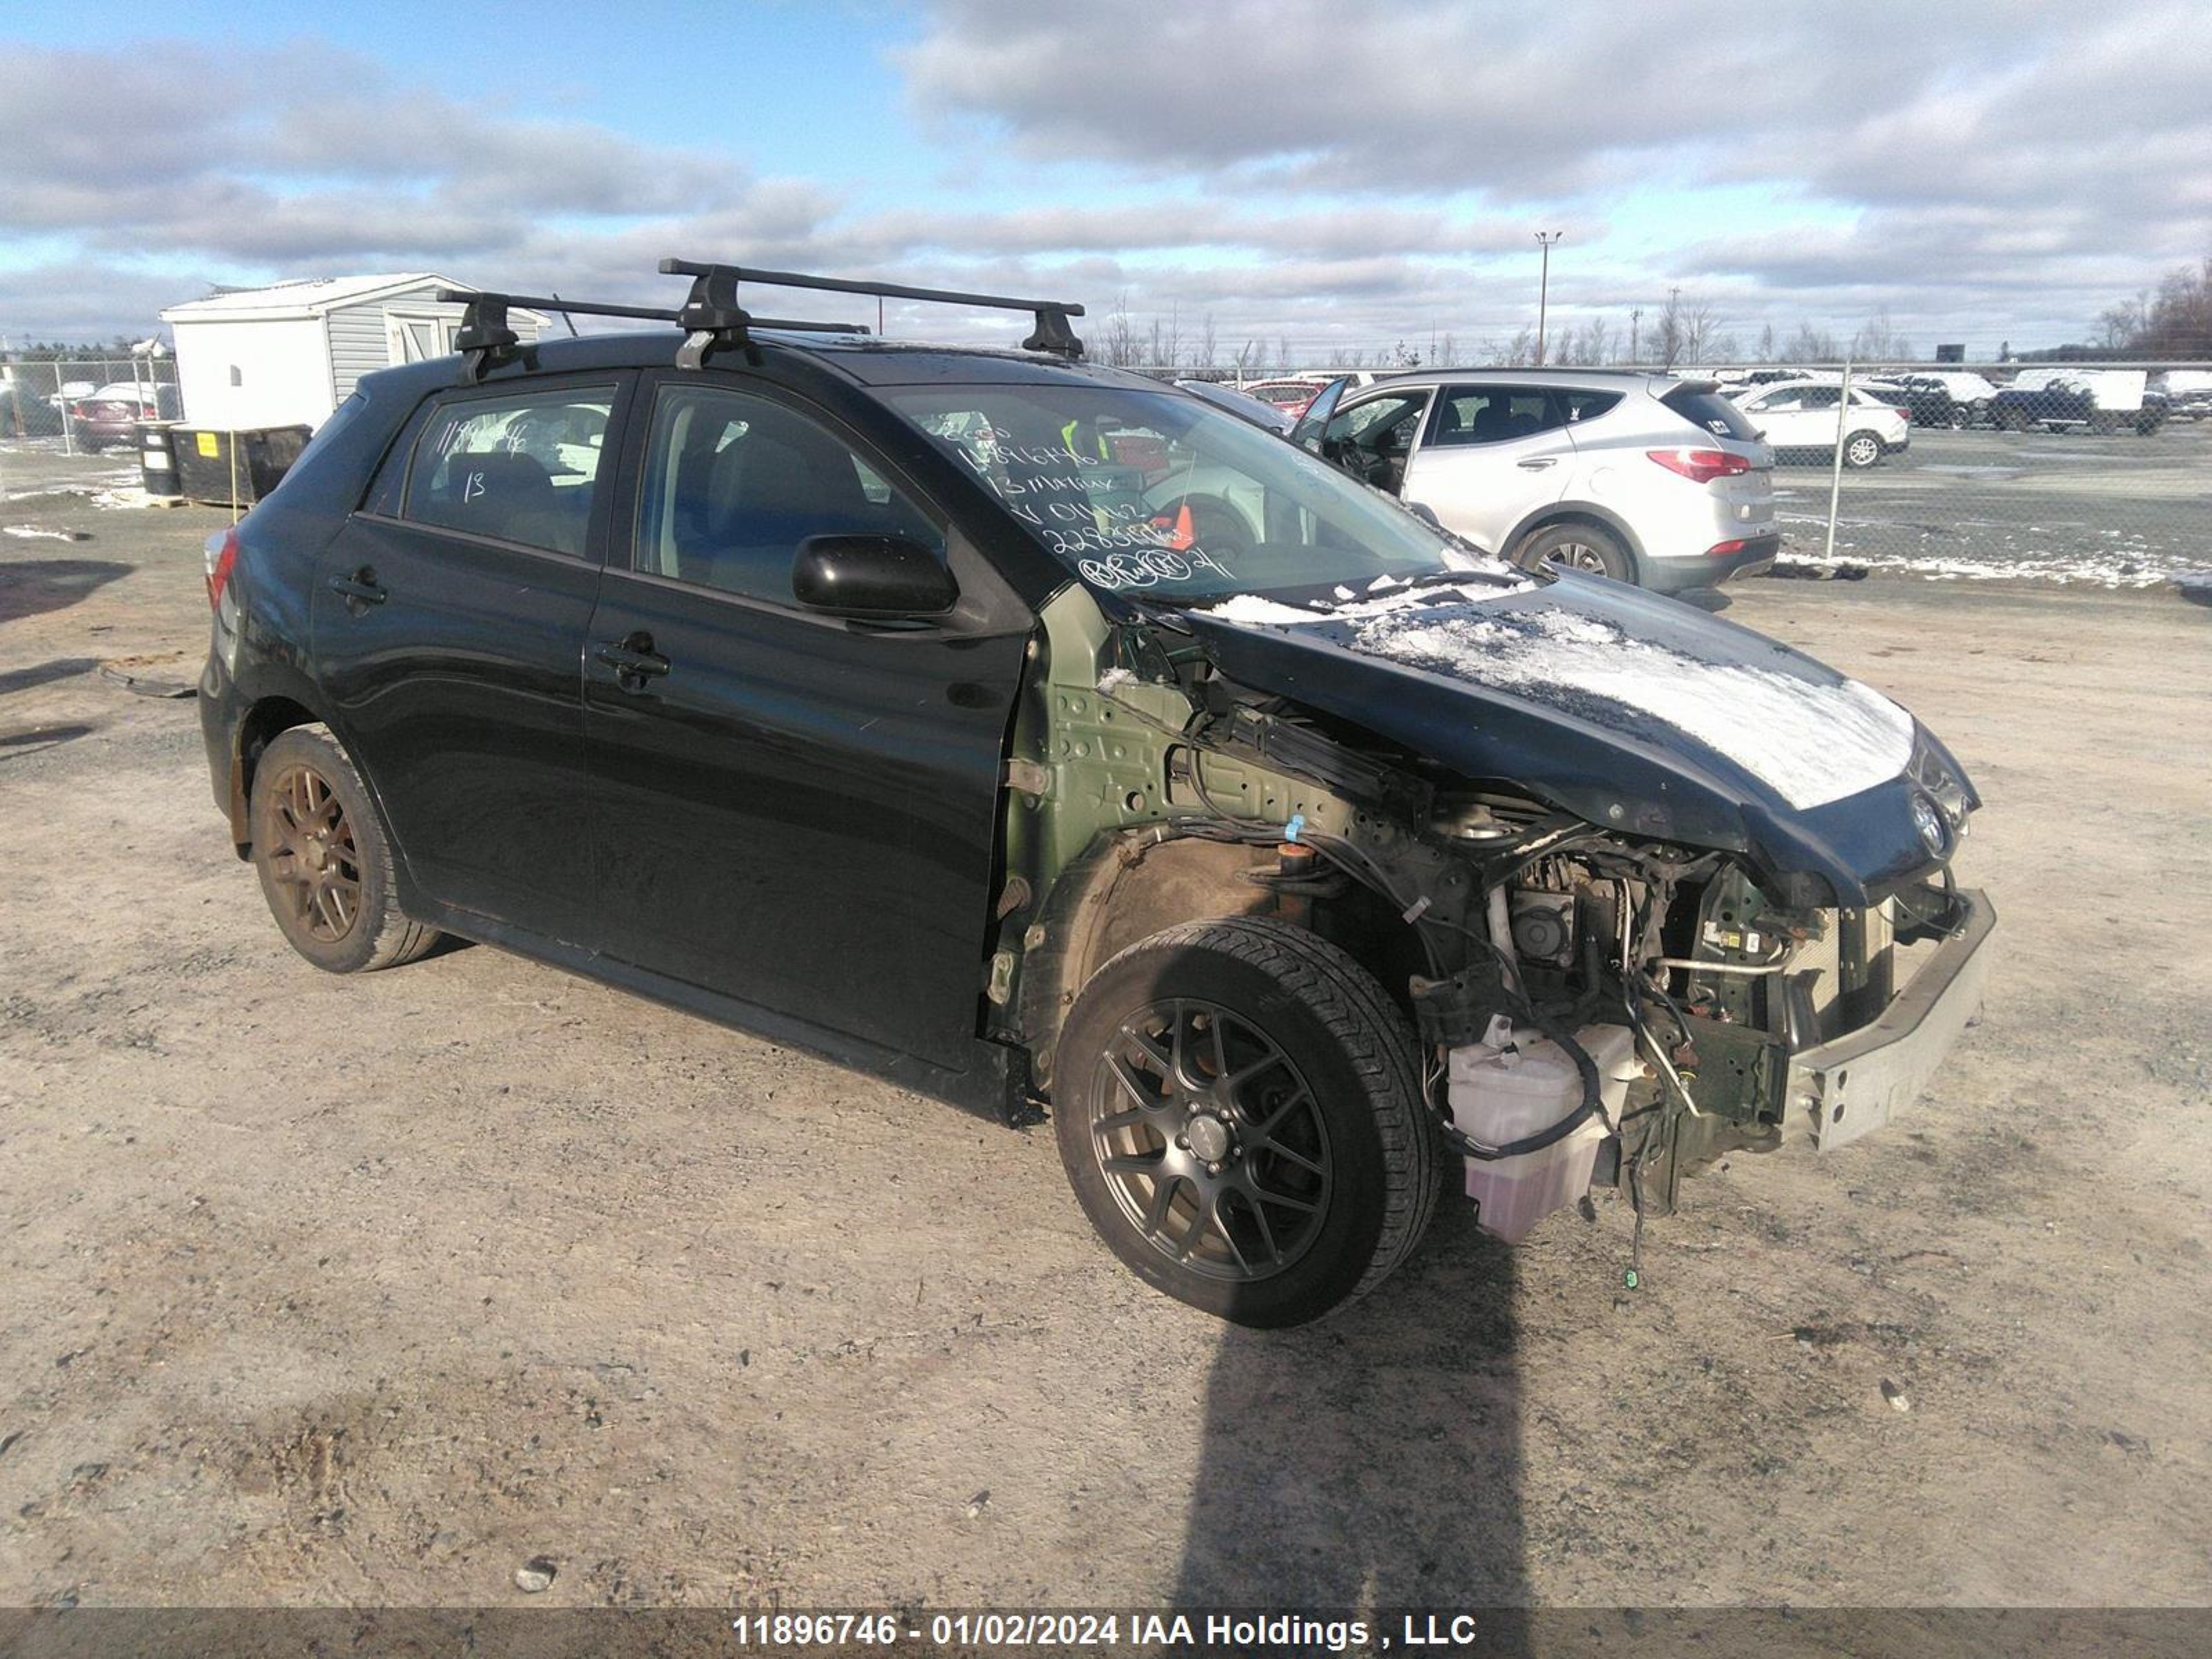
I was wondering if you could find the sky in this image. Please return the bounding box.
[3,0,2209,361]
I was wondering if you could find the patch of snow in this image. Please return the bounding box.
[3,524,83,541]
[1200,594,1329,625]
[1333,585,1356,600]
[1367,574,1407,592]
[1350,605,1915,810]
[1199,578,1528,629]
[90,486,153,509]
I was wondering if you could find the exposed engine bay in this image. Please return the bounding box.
[994,586,1990,1255]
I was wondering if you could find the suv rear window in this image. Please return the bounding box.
[1662,386,1760,441]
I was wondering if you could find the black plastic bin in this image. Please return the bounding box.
[170,425,313,509]
[136,421,182,502]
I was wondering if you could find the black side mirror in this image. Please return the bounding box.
[792,534,959,620]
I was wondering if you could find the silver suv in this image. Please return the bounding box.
[1291,370,1778,594]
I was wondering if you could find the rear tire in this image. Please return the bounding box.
[1517,521,1631,581]
[1840,431,1884,469]
[1053,917,1440,1327]
[249,726,440,975]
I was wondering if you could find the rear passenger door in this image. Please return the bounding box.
[1398,384,1575,552]
[312,374,626,937]
[578,373,1031,1067]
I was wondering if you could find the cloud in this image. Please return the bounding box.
[1,11,2207,355]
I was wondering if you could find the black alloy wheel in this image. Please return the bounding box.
[249,725,440,974]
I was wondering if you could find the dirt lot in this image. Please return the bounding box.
[3,449,2210,1620]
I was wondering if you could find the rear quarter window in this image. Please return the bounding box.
[1663,387,1761,441]
[400,388,615,556]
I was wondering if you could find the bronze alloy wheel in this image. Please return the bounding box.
[261,762,364,943]
[248,725,439,973]
[1089,997,1333,1283]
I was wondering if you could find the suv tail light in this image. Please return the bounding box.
[1647,447,1752,484]
[205,527,238,609]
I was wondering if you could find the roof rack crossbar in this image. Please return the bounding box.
[657,257,1086,359]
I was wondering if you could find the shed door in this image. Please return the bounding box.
[385,311,455,365]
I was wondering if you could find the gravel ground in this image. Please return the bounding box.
[2,449,2209,1623]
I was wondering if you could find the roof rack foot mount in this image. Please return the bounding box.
[440,290,536,382]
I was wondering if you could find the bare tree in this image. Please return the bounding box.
[1850,306,1913,364]
[1679,299,1718,365]
[1780,322,1839,364]
[1194,312,1217,369]
[1755,322,1776,362]
[1486,327,1537,367]
[1098,291,1138,366]
[1653,292,1686,368]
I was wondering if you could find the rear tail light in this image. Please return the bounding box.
[205,527,238,609]
[1648,447,1752,484]
[1707,538,1748,557]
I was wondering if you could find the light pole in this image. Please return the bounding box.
[1534,232,1563,365]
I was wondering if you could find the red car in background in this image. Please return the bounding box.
[1237,377,1333,419]
[68,382,179,451]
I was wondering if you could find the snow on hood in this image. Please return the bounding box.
[1198,575,1530,629]
[1342,603,1915,810]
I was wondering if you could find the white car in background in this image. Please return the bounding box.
[1286,369,1780,594]
[1727,379,1910,469]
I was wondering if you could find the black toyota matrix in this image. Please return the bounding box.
[198,260,1994,1326]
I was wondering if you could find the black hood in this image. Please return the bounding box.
[1167,571,1976,907]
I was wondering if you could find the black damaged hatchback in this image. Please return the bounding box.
[199,261,1995,1327]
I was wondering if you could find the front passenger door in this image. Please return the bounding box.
[1315,389,1433,494]
[1397,384,1575,551]
[579,375,1032,1067]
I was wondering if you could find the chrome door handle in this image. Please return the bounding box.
[1516,457,1559,470]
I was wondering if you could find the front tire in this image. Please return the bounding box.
[1841,430,1884,469]
[1517,521,1631,581]
[249,726,440,974]
[1053,917,1439,1327]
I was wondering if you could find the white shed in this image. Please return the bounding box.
[160,274,550,431]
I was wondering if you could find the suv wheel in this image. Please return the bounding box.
[1518,522,1631,581]
[249,726,440,974]
[1053,918,1440,1327]
[1841,431,1884,469]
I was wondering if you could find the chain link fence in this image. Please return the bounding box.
[1716,359,2209,591]
[0,356,180,454]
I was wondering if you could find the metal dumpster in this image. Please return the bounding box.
[170,425,312,509]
